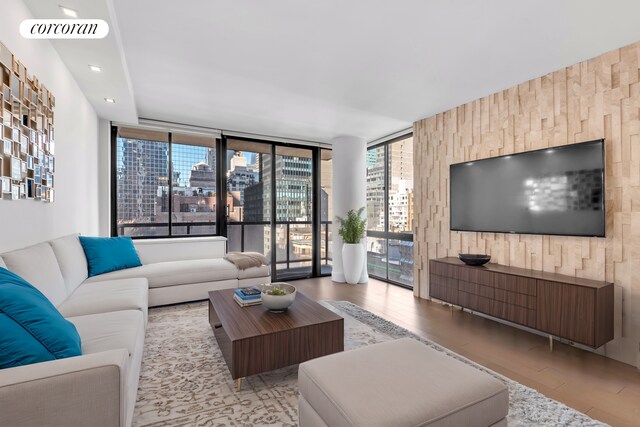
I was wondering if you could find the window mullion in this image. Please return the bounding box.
[167,132,173,237]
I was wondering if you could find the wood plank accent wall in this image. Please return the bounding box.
[413,41,640,366]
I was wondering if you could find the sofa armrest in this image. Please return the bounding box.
[133,236,227,263]
[0,349,129,427]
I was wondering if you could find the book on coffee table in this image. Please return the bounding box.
[234,287,262,306]
[233,292,262,307]
[238,287,261,297]
[235,288,260,300]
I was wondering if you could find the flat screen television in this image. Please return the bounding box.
[450,139,605,237]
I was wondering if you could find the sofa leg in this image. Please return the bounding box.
[236,378,242,391]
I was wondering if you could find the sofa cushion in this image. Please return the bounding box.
[298,338,509,427]
[68,310,144,358]
[85,258,238,288]
[0,267,82,369]
[79,236,142,277]
[58,278,149,321]
[49,234,89,294]
[67,309,145,427]
[1,242,67,307]
[238,264,270,279]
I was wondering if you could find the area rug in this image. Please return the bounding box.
[133,301,607,426]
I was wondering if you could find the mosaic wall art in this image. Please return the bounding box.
[0,41,55,203]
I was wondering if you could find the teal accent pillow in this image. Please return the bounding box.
[79,236,142,277]
[0,267,82,369]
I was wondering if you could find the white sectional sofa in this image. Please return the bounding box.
[91,236,270,307]
[0,234,270,427]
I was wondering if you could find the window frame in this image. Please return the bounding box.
[110,126,334,279]
[366,133,414,289]
[110,125,221,239]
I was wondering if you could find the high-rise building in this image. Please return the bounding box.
[366,138,414,231]
[243,181,265,222]
[227,151,257,205]
[389,137,414,232]
[247,152,259,173]
[244,154,315,260]
[388,185,413,231]
[366,148,385,229]
[240,152,270,224]
[117,138,168,223]
[189,161,216,189]
[207,149,217,179]
[274,155,312,221]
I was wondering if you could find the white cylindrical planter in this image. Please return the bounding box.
[342,243,364,284]
[331,136,368,284]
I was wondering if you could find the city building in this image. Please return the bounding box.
[188,161,216,189]
[366,149,385,229]
[226,151,257,205]
[388,184,414,232]
[116,138,168,228]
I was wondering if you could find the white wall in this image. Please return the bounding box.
[97,118,111,237]
[0,0,100,252]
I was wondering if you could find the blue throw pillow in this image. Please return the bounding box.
[79,236,142,277]
[0,267,82,369]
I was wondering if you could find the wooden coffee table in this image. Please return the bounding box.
[208,289,344,390]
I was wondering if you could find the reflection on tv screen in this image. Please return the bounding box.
[450,140,605,237]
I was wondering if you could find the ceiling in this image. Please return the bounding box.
[23,0,137,123]
[23,0,640,143]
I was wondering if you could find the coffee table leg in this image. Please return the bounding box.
[236,378,242,392]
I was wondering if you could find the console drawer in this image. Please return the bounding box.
[458,291,493,314]
[459,268,494,287]
[430,261,459,279]
[495,288,536,309]
[429,274,458,304]
[495,274,536,296]
[492,300,536,328]
[458,280,494,299]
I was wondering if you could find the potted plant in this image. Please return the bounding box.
[335,207,366,284]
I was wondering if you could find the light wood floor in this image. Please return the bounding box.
[292,276,640,427]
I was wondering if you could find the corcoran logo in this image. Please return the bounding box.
[19,19,109,39]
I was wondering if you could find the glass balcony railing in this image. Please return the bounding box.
[366,230,414,288]
[228,221,332,273]
[117,221,215,237]
[116,220,333,276]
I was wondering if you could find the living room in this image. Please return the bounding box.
[1,1,639,426]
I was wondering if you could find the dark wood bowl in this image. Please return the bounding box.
[458,254,491,266]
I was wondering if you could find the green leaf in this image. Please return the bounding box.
[335,207,367,244]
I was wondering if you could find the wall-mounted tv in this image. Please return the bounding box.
[450,139,605,237]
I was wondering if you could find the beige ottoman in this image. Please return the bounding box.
[298,338,508,427]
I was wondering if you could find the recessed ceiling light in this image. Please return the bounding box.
[89,65,102,72]
[59,5,78,18]
[104,98,116,103]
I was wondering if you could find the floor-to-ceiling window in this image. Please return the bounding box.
[273,146,314,279]
[112,125,331,279]
[114,127,171,237]
[225,138,272,255]
[366,134,414,288]
[170,133,218,236]
[113,127,218,237]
